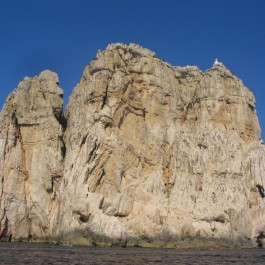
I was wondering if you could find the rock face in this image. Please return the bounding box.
[1,43,265,248]
[0,70,65,241]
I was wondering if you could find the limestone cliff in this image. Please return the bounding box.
[0,70,65,241]
[1,43,265,248]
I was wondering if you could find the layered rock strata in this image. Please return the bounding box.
[1,43,265,248]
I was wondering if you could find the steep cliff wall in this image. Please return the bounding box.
[0,70,65,241]
[1,44,265,247]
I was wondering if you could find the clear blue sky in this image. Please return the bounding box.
[1,0,264,140]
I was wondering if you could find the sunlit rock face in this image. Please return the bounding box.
[0,70,65,241]
[1,44,265,248]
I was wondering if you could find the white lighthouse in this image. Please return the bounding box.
[213,58,222,66]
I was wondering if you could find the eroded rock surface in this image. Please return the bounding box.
[1,44,265,247]
[0,70,65,241]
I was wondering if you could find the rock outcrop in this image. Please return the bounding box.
[1,43,265,248]
[0,70,65,241]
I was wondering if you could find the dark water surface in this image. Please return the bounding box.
[0,242,265,264]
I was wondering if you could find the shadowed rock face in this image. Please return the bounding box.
[1,44,265,247]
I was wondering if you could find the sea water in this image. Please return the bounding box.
[0,242,265,264]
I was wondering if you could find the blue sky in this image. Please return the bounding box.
[0,0,264,140]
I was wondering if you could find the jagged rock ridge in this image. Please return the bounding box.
[1,43,265,248]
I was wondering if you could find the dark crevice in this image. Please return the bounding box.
[114,212,129,217]
[89,67,111,75]
[118,107,130,128]
[127,103,145,115]
[96,168,105,187]
[56,112,67,159]
[42,92,46,100]
[81,134,88,147]
[213,214,227,223]
[79,215,89,223]
[73,211,90,223]
[99,197,104,209]
[128,50,142,59]
[57,112,67,132]
[104,121,114,129]
[11,112,18,126]
[17,123,39,127]
[46,175,62,194]
[87,141,100,164]
[248,103,255,112]
[101,86,109,109]
[85,95,104,105]
[256,185,265,198]
[257,232,265,247]
[0,217,9,241]
[60,138,66,159]
[13,112,24,150]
